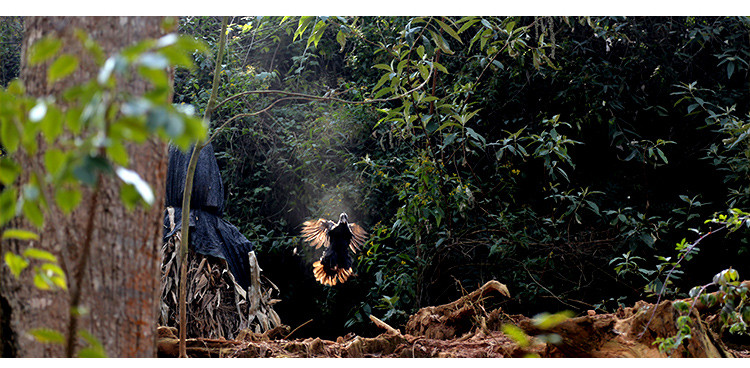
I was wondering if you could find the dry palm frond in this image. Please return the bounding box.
[160,207,282,339]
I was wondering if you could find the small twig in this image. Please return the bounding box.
[65,174,102,358]
[283,318,313,340]
[369,314,400,335]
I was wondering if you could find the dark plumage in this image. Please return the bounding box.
[301,213,367,286]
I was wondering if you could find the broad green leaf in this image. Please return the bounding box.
[432,62,448,74]
[429,30,453,55]
[294,16,314,42]
[22,200,44,228]
[33,271,52,290]
[309,20,328,48]
[55,187,82,214]
[23,248,57,263]
[27,37,62,66]
[106,141,130,166]
[48,54,79,84]
[4,251,29,277]
[122,40,156,61]
[501,324,529,347]
[74,29,104,64]
[1,116,21,153]
[0,158,21,185]
[532,311,574,329]
[79,329,105,353]
[28,328,65,344]
[40,105,63,144]
[0,189,17,225]
[373,64,393,72]
[65,107,83,134]
[41,263,67,289]
[78,347,107,358]
[434,18,463,43]
[457,18,480,34]
[2,229,39,241]
[44,149,66,177]
[336,30,347,50]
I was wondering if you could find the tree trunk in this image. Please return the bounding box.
[0,16,167,358]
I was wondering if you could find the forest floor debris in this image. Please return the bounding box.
[157,280,750,358]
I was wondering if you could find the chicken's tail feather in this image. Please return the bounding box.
[312,261,353,286]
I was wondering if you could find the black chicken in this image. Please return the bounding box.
[301,213,367,286]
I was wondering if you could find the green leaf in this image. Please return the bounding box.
[40,106,63,144]
[2,229,39,241]
[28,328,65,344]
[106,141,130,166]
[501,324,529,347]
[55,187,82,214]
[74,29,104,65]
[4,251,29,278]
[0,189,18,225]
[309,20,328,48]
[78,347,107,358]
[65,107,83,134]
[41,263,67,289]
[532,311,574,329]
[0,158,21,185]
[429,30,454,55]
[656,148,668,164]
[44,149,66,177]
[79,329,106,354]
[434,18,463,44]
[33,272,52,290]
[27,37,62,66]
[336,30,347,50]
[48,54,79,84]
[373,64,393,72]
[22,200,44,228]
[0,117,21,153]
[23,248,57,263]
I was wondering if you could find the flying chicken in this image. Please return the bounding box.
[301,213,367,286]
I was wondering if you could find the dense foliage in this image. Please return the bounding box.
[4,16,748,342]
[169,16,750,339]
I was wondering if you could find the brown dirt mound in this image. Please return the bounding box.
[157,280,750,358]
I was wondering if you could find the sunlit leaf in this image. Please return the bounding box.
[33,271,52,290]
[29,101,47,122]
[28,328,65,344]
[55,187,82,214]
[4,251,29,278]
[27,37,62,65]
[2,229,39,241]
[48,54,79,84]
[22,200,44,228]
[0,158,21,185]
[0,189,17,225]
[40,105,63,143]
[532,311,574,329]
[23,248,57,263]
[0,116,20,153]
[115,167,154,206]
[501,324,529,347]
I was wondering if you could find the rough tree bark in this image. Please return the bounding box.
[0,17,167,357]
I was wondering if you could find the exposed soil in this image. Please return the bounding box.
[157,280,750,358]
